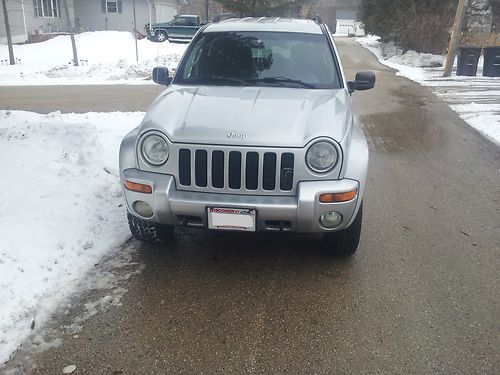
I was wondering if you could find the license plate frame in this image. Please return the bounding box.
[207,207,256,232]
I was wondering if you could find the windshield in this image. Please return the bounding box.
[175,31,342,89]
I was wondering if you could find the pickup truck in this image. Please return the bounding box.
[147,15,202,43]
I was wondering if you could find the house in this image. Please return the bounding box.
[0,0,75,44]
[75,1,187,32]
[0,0,187,44]
[307,0,361,33]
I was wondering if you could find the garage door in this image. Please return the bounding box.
[156,2,177,23]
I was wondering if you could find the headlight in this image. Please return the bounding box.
[306,141,338,173]
[141,134,169,165]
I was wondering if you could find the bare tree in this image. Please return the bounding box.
[62,0,79,66]
[214,0,313,17]
[1,0,15,65]
[361,0,457,54]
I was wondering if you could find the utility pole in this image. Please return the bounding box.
[1,0,15,65]
[443,0,469,77]
[62,0,79,66]
[20,0,28,43]
[133,0,139,62]
[205,0,209,22]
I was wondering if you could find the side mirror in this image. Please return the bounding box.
[347,71,375,93]
[152,67,172,85]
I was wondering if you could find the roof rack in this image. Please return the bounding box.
[312,15,323,24]
[213,13,239,23]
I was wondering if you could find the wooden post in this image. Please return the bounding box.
[1,0,15,65]
[443,0,469,77]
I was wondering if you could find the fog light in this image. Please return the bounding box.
[320,211,342,229]
[133,200,153,218]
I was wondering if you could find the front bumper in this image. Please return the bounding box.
[122,169,361,233]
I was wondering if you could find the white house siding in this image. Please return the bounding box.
[28,1,75,33]
[0,0,26,43]
[1,0,181,44]
[1,0,75,43]
[74,0,179,32]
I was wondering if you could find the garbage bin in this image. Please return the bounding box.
[457,48,482,76]
[483,47,500,77]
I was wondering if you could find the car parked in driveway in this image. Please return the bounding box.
[147,15,203,42]
[121,16,375,256]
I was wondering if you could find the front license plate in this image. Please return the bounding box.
[208,208,256,232]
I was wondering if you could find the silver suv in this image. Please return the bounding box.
[120,17,375,256]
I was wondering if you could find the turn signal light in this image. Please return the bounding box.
[124,180,152,194]
[319,189,358,203]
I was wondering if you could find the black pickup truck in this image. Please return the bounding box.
[147,15,203,43]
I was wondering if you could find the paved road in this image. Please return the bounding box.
[0,84,161,113]
[3,38,500,374]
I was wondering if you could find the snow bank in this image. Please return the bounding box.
[0,31,187,85]
[450,103,500,143]
[356,35,446,82]
[0,110,143,363]
[357,35,500,145]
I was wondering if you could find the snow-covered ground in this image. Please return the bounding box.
[0,110,143,364]
[356,35,500,145]
[0,31,187,85]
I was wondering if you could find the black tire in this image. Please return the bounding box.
[322,203,363,257]
[155,30,168,42]
[127,212,174,244]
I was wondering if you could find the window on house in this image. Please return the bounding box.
[106,1,118,13]
[33,0,60,18]
[102,1,123,14]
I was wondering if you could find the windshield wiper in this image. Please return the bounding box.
[188,76,250,86]
[250,77,316,89]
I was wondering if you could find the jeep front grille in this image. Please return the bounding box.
[177,148,295,193]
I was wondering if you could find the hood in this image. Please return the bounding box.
[140,85,352,148]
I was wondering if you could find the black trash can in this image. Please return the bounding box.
[457,48,482,76]
[483,47,500,77]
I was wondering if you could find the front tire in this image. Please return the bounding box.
[322,203,363,257]
[127,212,174,244]
[155,30,168,42]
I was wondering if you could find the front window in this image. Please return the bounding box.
[176,31,341,89]
[33,0,60,18]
